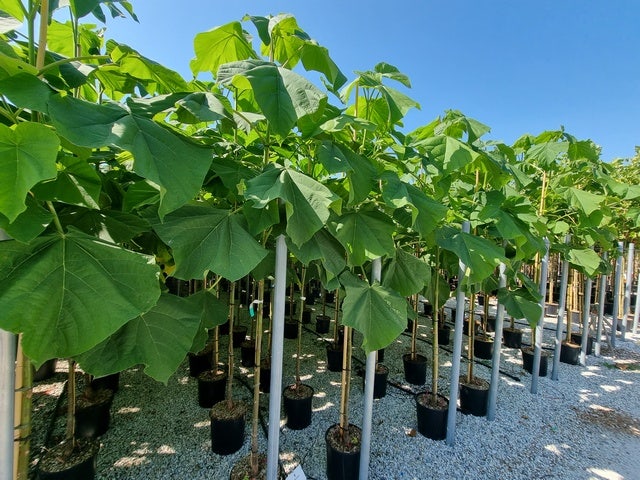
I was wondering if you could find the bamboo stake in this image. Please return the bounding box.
[13,341,31,480]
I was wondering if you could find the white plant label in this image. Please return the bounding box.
[286,465,307,480]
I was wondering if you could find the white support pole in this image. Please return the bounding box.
[579,276,593,366]
[446,221,470,446]
[359,258,382,480]
[633,272,640,335]
[531,238,550,394]
[622,243,634,340]
[594,253,608,357]
[267,235,287,480]
[611,242,624,348]
[551,236,570,381]
[487,262,506,421]
[0,229,15,480]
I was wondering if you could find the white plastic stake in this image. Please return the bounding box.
[594,253,608,357]
[0,228,15,480]
[267,235,287,480]
[487,262,506,421]
[531,238,550,394]
[359,258,381,480]
[633,272,640,335]
[622,243,634,340]
[446,221,470,446]
[551,235,570,381]
[610,242,624,348]
[579,276,593,366]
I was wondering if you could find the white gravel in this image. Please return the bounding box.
[30,302,640,480]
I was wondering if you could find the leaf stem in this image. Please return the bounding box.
[37,55,110,76]
[46,201,65,236]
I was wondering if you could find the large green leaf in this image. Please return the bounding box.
[497,286,542,329]
[318,141,376,204]
[31,154,101,209]
[340,272,406,353]
[76,293,202,383]
[564,187,605,216]
[245,166,338,247]
[191,21,258,76]
[148,204,268,281]
[109,41,190,94]
[0,73,54,112]
[0,231,160,364]
[382,248,431,296]
[329,208,396,267]
[59,208,150,243]
[48,95,212,218]
[0,122,59,222]
[436,226,507,285]
[287,228,346,279]
[0,0,24,20]
[566,247,601,277]
[381,173,447,236]
[0,196,52,243]
[217,59,296,137]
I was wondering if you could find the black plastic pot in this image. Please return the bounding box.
[232,326,247,347]
[316,315,331,334]
[325,291,336,304]
[371,365,389,399]
[423,302,433,316]
[197,370,227,408]
[474,335,494,360]
[502,327,523,349]
[75,390,114,438]
[33,359,57,382]
[571,333,594,356]
[283,384,314,430]
[210,402,246,455]
[326,344,343,372]
[402,353,427,385]
[284,321,298,339]
[302,308,312,324]
[521,347,549,377]
[438,325,451,345]
[240,341,256,368]
[545,303,559,316]
[38,439,99,480]
[91,372,120,393]
[560,341,580,365]
[415,391,448,440]
[459,377,489,417]
[259,359,271,393]
[463,318,479,336]
[325,424,361,480]
[285,302,297,318]
[376,348,385,363]
[405,318,414,333]
[188,348,212,377]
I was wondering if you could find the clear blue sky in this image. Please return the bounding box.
[98,0,639,161]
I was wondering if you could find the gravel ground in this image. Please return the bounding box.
[29,301,640,480]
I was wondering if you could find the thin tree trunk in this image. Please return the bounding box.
[226,282,236,409]
[250,280,265,478]
[339,326,352,446]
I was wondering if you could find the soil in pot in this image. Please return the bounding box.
[259,358,271,393]
[188,344,213,377]
[230,453,268,480]
[316,314,330,334]
[240,340,256,368]
[325,423,361,480]
[284,320,298,339]
[571,333,594,356]
[415,391,448,440]
[90,372,120,393]
[459,376,489,417]
[438,325,451,345]
[560,341,580,365]
[326,343,343,372]
[210,401,246,455]
[75,388,114,438]
[474,335,494,360]
[521,347,549,377]
[402,353,427,385]
[38,438,100,480]
[283,384,314,430]
[502,327,523,349]
[33,358,57,382]
[197,369,227,408]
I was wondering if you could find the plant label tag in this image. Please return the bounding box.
[286,465,307,480]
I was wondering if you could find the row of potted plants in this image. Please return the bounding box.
[1,2,639,478]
